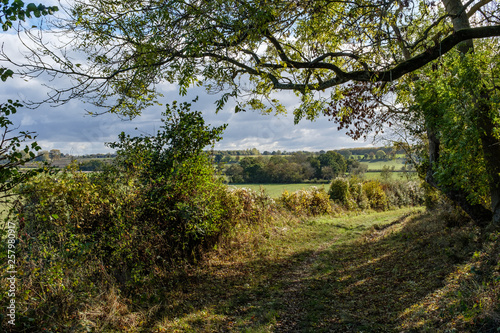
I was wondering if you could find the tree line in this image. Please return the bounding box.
[224,151,370,183]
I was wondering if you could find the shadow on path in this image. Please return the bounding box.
[140,211,481,332]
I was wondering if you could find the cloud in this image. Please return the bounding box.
[1,32,374,155]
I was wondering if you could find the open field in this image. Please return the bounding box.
[363,171,418,180]
[362,158,407,171]
[229,172,418,197]
[229,183,328,197]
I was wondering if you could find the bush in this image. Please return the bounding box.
[329,178,350,205]
[226,187,277,225]
[348,178,370,210]
[382,180,425,209]
[280,187,332,216]
[5,164,139,330]
[0,101,244,331]
[362,180,388,210]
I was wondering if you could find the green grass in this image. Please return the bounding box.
[229,183,328,198]
[16,201,499,332]
[228,173,419,196]
[132,206,498,332]
[144,207,425,332]
[362,158,406,171]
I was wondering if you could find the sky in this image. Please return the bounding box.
[0,14,376,156]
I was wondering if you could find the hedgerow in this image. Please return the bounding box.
[328,177,424,212]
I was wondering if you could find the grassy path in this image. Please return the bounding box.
[140,207,483,332]
[274,235,341,332]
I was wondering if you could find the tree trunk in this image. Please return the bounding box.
[442,0,474,53]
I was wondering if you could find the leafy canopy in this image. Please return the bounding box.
[11,0,500,119]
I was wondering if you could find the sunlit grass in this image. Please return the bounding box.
[228,183,328,198]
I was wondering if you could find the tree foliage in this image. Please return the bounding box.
[0,101,42,203]
[397,45,500,220]
[1,0,58,31]
[7,0,499,117]
[225,151,345,183]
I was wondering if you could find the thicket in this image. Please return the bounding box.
[280,187,333,216]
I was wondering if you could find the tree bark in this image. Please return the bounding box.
[442,0,474,54]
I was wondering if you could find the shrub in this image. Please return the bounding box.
[329,178,350,205]
[349,178,370,210]
[0,101,243,331]
[226,187,276,225]
[362,180,388,210]
[4,164,139,331]
[280,187,332,216]
[105,100,232,265]
[382,180,425,209]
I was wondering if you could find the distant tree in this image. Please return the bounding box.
[250,148,260,155]
[317,151,346,179]
[239,156,267,183]
[78,159,107,171]
[301,163,315,181]
[347,159,367,176]
[339,150,352,159]
[308,156,322,180]
[269,155,287,165]
[213,154,223,164]
[287,151,311,164]
[225,164,244,183]
[375,150,387,160]
[321,166,335,180]
[49,149,61,160]
[221,155,232,163]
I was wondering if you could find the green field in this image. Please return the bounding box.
[229,183,328,197]
[229,170,418,197]
[363,171,418,180]
[143,206,496,332]
[362,158,407,171]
